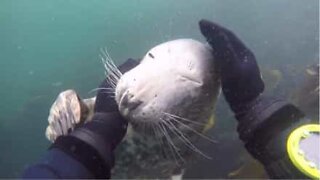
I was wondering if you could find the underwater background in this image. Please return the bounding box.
[0,0,318,178]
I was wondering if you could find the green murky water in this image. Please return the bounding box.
[0,0,318,178]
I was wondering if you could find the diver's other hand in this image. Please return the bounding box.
[199,19,264,111]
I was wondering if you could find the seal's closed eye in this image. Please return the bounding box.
[148,53,155,59]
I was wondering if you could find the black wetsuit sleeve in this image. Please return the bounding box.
[22,148,95,179]
[22,58,139,179]
[22,112,127,179]
[22,129,115,179]
[235,95,309,178]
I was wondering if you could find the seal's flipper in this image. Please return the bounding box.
[82,97,96,122]
[45,89,96,142]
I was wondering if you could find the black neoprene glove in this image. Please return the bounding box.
[52,58,139,178]
[199,19,264,110]
[199,20,308,178]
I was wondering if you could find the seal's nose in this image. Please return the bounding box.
[122,92,143,111]
[118,90,143,118]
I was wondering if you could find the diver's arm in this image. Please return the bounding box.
[234,95,314,178]
[22,112,124,179]
[23,59,139,179]
[22,148,94,178]
[199,20,319,179]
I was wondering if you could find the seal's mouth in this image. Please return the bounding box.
[118,90,143,117]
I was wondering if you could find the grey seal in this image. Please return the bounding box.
[46,39,221,178]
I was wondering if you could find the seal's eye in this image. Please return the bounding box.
[148,53,155,59]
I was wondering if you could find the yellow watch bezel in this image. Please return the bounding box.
[287,124,320,179]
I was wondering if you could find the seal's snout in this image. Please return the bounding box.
[117,88,144,118]
[121,92,143,111]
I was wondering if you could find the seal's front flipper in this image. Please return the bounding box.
[45,89,96,142]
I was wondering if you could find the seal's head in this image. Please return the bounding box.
[115,39,220,133]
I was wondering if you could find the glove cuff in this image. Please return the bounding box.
[50,112,127,178]
[245,120,310,179]
[234,95,307,178]
[235,95,304,142]
[51,135,113,178]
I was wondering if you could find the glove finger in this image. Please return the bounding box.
[199,19,256,69]
[199,19,264,105]
[199,19,234,53]
[199,19,247,52]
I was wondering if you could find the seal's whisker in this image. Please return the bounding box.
[159,126,181,166]
[102,62,119,83]
[143,121,147,135]
[164,112,206,126]
[156,123,178,164]
[101,68,117,89]
[165,114,217,144]
[161,121,186,163]
[88,87,115,94]
[100,54,117,77]
[152,124,165,150]
[100,48,122,78]
[153,124,168,153]
[105,76,117,89]
[162,118,195,151]
[158,122,184,165]
[99,48,123,91]
[103,60,121,80]
[152,124,159,139]
[162,118,212,159]
[104,76,117,90]
[155,124,175,160]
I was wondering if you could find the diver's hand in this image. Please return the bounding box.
[74,58,140,150]
[199,19,264,111]
[50,58,139,178]
[77,58,139,149]
[94,58,140,113]
[198,20,317,179]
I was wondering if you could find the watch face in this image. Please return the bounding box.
[299,131,320,170]
[287,124,320,179]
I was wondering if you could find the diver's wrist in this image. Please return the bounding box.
[51,135,113,178]
[235,95,304,142]
[246,120,314,179]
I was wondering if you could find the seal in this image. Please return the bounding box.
[45,39,221,178]
[107,39,221,178]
